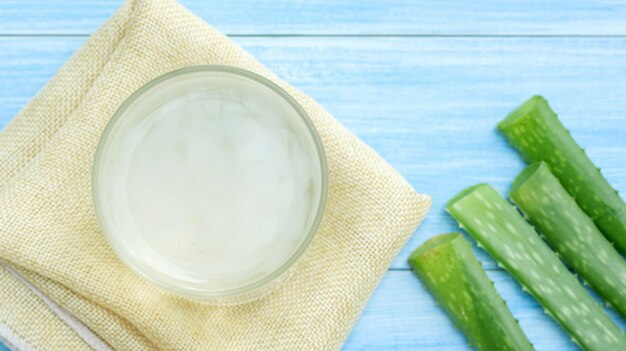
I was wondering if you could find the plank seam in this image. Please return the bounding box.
[2,34,626,38]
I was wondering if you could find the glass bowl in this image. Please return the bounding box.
[92,65,328,305]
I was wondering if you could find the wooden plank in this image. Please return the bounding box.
[2,37,626,271]
[1,0,626,36]
[345,270,626,350]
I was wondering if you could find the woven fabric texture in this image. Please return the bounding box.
[0,267,91,351]
[0,0,431,350]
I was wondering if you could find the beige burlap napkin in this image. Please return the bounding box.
[0,0,431,349]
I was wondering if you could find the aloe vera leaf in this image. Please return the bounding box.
[447,184,626,351]
[498,96,626,255]
[409,233,534,351]
[510,162,626,318]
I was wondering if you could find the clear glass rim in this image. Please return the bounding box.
[92,65,328,300]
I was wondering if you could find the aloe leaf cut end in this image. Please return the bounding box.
[498,96,626,254]
[409,233,534,351]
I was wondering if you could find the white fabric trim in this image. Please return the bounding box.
[0,323,34,351]
[3,264,111,351]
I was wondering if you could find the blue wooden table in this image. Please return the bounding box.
[1,1,626,350]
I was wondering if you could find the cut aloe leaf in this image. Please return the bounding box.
[409,233,534,351]
[447,184,626,351]
[498,96,626,255]
[510,162,626,319]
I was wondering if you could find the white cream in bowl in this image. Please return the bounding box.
[93,66,327,303]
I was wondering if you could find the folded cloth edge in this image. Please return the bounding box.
[0,1,155,349]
